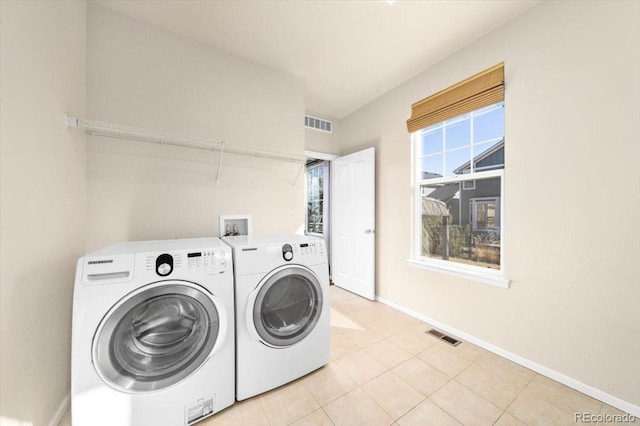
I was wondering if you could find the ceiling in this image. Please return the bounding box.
[94,0,539,119]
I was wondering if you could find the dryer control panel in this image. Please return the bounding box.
[287,240,326,264]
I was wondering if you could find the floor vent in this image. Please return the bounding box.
[426,329,461,347]
[305,114,332,133]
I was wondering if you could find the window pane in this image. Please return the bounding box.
[444,146,471,176]
[473,104,504,143]
[420,176,500,269]
[421,128,443,155]
[421,154,443,179]
[445,118,470,150]
[472,140,504,171]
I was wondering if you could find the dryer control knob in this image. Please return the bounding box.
[282,244,294,261]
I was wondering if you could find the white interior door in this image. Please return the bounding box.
[331,147,375,300]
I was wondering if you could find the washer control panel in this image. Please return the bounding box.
[144,249,229,275]
[186,250,228,273]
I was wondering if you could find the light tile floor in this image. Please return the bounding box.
[61,285,637,425]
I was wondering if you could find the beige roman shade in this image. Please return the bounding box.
[406,63,504,133]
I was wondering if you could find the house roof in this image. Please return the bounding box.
[425,183,460,203]
[453,139,504,174]
[421,172,443,180]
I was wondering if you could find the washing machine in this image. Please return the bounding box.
[223,234,330,400]
[71,238,235,426]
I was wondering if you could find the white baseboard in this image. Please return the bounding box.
[376,295,640,418]
[48,393,70,426]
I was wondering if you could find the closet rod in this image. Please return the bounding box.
[65,115,306,164]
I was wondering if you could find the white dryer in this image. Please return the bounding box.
[71,238,235,426]
[223,234,330,401]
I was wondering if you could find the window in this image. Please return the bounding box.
[462,180,476,190]
[470,197,500,232]
[407,63,507,286]
[305,161,326,234]
[414,103,504,270]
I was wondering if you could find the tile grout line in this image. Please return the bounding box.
[423,340,478,422]
[451,351,519,400]
[319,406,336,426]
[360,368,428,423]
[499,372,538,426]
[416,345,471,382]
[422,353,505,426]
[257,393,277,426]
[452,378,507,420]
[446,344,540,421]
[391,353,448,398]
[427,393,466,425]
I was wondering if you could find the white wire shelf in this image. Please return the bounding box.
[66,114,306,184]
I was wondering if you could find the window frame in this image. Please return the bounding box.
[462,180,476,191]
[409,131,509,288]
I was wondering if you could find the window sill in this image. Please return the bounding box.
[407,259,510,288]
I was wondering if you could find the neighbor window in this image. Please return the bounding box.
[470,197,500,232]
[406,63,508,286]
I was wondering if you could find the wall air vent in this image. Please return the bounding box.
[426,329,461,347]
[305,115,332,133]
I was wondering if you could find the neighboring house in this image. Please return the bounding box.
[422,139,504,234]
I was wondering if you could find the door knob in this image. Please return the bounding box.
[364,229,374,234]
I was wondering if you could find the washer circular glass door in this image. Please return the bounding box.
[252,265,323,347]
[93,281,219,392]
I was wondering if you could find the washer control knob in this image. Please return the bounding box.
[158,263,171,275]
[156,253,173,276]
[282,244,293,261]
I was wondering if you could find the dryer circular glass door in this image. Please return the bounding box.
[93,281,220,392]
[252,265,323,347]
